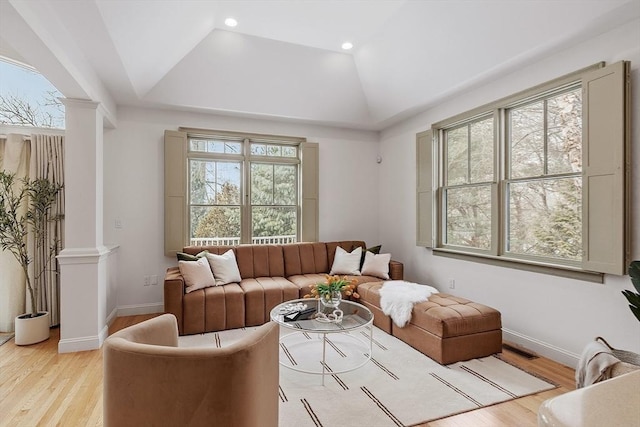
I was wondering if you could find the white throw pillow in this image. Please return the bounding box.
[329,246,362,276]
[206,250,242,285]
[361,251,391,280]
[179,258,216,293]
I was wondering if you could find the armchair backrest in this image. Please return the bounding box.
[103,314,279,427]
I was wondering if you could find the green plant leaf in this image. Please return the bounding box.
[629,261,640,293]
[622,289,640,305]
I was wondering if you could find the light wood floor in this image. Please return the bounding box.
[0,314,576,427]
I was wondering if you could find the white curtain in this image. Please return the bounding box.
[0,134,30,332]
[29,134,65,326]
[0,132,64,331]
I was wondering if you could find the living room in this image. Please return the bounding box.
[1,0,639,426]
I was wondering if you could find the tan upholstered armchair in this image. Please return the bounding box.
[103,314,279,427]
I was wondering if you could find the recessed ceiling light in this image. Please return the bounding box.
[225,17,238,28]
[341,42,353,50]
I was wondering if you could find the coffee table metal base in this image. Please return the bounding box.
[279,328,373,385]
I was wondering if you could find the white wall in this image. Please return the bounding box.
[103,107,380,314]
[378,19,640,367]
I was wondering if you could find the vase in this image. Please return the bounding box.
[320,290,342,308]
[14,311,50,346]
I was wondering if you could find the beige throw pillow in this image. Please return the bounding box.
[329,246,362,276]
[361,251,391,280]
[179,258,216,293]
[206,250,242,285]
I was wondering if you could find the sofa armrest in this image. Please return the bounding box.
[164,267,185,335]
[389,260,404,280]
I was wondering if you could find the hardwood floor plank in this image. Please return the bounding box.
[0,315,577,427]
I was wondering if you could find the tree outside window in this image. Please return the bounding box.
[439,86,583,263]
[188,137,299,246]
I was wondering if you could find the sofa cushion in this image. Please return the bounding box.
[326,241,366,268]
[177,250,208,262]
[289,274,382,299]
[178,258,216,293]
[329,246,362,275]
[183,245,232,256]
[287,273,327,298]
[361,251,391,279]
[182,283,245,334]
[240,277,299,325]
[206,250,242,286]
[360,244,382,267]
[235,245,285,279]
[347,275,384,287]
[357,281,385,308]
[282,243,329,276]
[411,293,502,338]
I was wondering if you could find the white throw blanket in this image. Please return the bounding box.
[575,339,620,388]
[379,280,439,327]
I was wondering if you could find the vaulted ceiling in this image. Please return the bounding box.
[1,0,638,130]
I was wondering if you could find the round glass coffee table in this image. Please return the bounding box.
[270,298,374,385]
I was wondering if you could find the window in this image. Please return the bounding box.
[188,136,298,246]
[164,129,318,253]
[0,57,65,128]
[443,116,494,251]
[418,61,630,277]
[506,88,582,261]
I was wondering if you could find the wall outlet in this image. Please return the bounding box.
[144,276,151,286]
[448,279,455,289]
[115,218,122,229]
[150,275,158,285]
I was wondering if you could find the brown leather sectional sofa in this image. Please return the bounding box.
[164,240,502,364]
[164,241,404,335]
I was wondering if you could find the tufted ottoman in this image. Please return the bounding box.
[357,282,502,364]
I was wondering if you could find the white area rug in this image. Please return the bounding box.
[179,326,556,427]
[0,332,14,346]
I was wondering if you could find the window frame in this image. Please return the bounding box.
[186,133,302,246]
[247,139,300,244]
[438,112,497,256]
[422,61,630,280]
[502,84,584,266]
[164,127,318,254]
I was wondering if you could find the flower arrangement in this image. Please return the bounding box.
[304,274,360,301]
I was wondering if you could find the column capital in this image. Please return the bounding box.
[60,98,101,110]
[59,98,116,128]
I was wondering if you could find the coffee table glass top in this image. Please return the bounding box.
[270,298,373,333]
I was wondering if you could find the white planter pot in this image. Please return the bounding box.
[15,312,50,346]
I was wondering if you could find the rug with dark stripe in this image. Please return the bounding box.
[179,325,555,427]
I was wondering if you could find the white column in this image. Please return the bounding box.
[57,99,109,353]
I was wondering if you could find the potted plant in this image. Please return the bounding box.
[304,274,359,308]
[622,260,640,322]
[0,171,63,345]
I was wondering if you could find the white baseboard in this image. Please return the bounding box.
[58,325,109,353]
[117,302,164,317]
[59,304,161,353]
[106,306,118,326]
[502,328,580,369]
